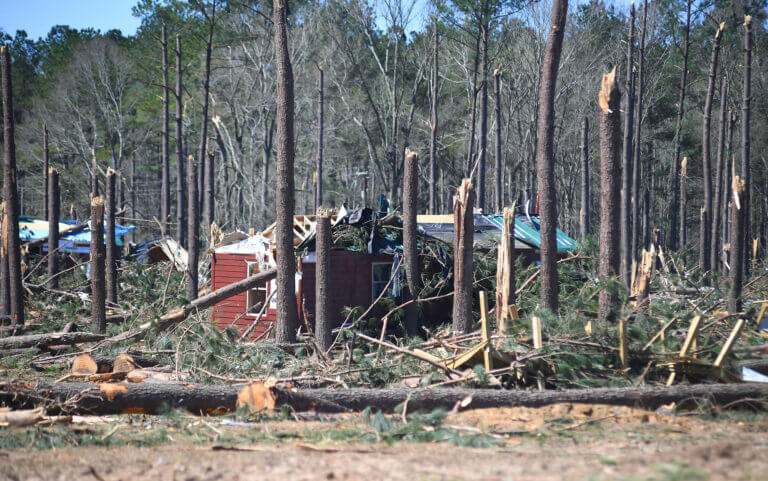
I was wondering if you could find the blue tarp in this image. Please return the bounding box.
[20,218,135,253]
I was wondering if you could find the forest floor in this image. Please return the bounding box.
[2,403,768,480]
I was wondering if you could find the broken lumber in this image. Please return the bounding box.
[109,268,277,342]
[0,331,105,351]
[2,382,768,415]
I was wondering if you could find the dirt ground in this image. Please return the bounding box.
[2,404,768,481]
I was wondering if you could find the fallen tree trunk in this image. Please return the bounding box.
[2,382,766,415]
[0,332,105,351]
[109,268,277,342]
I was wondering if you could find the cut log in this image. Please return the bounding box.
[109,268,277,342]
[71,353,161,373]
[2,382,768,415]
[0,331,105,351]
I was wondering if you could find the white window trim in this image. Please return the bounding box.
[245,261,268,315]
[371,261,392,302]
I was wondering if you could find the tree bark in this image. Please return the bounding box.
[161,24,170,237]
[728,16,752,313]
[579,116,590,238]
[186,155,199,301]
[633,0,648,252]
[273,0,299,344]
[90,196,106,334]
[4,382,767,416]
[175,34,186,247]
[2,203,11,317]
[196,2,215,233]
[711,81,727,271]
[620,2,635,286]
[315,66,324,212]
[47,168,59,290]
[429,17,439,214]
[0,332,105,351]
[315,210,332,352]
[1,46,25,326]
[403,149,421,336]
[452,179,474,334]
[105,170,117,306]
[493,69,503,213]
[534,0,568,313]
[204,145,215,233]
[43,125,49,220]
[91,150,99,198]
[598,68,622,324]
[669,0,691,251]
[478,16,489,212]
[700,23,724,272]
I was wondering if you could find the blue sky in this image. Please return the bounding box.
[1,0,142,40]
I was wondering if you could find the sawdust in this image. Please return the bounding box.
[447,402,691,432]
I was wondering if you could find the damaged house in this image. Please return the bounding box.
[211,206,577,340]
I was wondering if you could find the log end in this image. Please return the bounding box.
[71,354,98,375]
[237,382,277,414]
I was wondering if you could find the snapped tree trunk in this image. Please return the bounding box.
[105,170,118,306]
[728,16,752,313]
[90,197,106,334]
[534,0,568,313]
[273,0,299,344]
[175,34,186,247]
[161,24,170,237]
[493,69,503,213]
[598,68,622,324]
[495,206,516,330]
[429,17,439,214]
[186,155,199,301]
[669,0,691,251]
[452,179,474,334]
[315,210,332,352]
[315,66,323,212]
[403,149,421,336]
[1,46,25,326]
[711,81,727,271]
[700,23,724,272]
[620,2,635,286]
[579,116,590,238]
[47,168,59,290]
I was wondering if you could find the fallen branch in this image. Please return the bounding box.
[108,268,277,343]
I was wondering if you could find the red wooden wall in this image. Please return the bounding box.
[211,252,276,340]
[211,250,393,340]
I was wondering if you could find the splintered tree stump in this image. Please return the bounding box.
[597,67,622,324]
[452,179,474,334]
